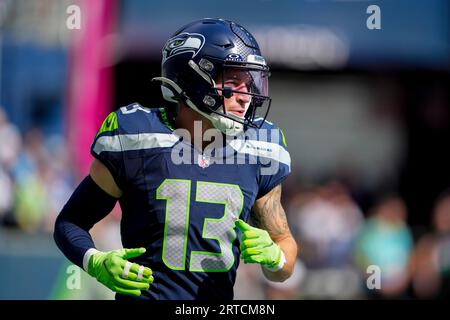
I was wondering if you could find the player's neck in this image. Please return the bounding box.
[175,104,219,152]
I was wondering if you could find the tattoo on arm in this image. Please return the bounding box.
[251,184,291,240]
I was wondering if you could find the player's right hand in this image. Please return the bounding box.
[87,247,153,296]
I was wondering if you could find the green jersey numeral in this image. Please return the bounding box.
[156,179,244,272]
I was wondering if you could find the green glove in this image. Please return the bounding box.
[235,219,285,271]
[85,247,153,297]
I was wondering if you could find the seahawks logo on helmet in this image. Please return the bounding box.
[162,32,205,63]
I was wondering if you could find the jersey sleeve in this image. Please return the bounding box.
[256,123,291,199]
[90,111,126,189]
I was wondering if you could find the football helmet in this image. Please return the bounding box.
[153,18,271,136]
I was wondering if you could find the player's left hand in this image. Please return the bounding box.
[235,219,283,269]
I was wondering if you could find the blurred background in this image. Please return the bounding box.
[0,0,449,300]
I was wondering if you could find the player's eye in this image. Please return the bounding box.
[224,80,248,91]
[224,80,240,86]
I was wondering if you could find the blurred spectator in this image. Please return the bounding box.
[12,128,49,183]
[0,107,22,171]
[0,166,13,220]
[14,159,49,232]
[354,195,413,298]
[8,127,76,233]
[411,189,450,299]
[288,180,364,299]
[0,108,21,222]
[291,180,364,268]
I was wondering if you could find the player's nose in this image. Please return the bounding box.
[235,84,251,104]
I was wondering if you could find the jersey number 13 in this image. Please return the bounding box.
[156,179,244,272]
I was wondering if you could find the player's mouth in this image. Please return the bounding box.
[228,109,245,118]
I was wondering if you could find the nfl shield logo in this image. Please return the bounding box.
[198,154,210,168]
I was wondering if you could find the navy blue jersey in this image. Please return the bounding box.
[90,103,291,300]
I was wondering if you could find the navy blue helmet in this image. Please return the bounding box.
[153,18,271,135]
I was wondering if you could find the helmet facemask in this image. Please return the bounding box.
[198,60,272,136]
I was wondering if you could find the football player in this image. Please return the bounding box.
[54,18,297,300]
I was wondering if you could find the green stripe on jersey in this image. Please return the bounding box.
[96,112,118,137]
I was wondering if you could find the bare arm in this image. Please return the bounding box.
[89,158,123,198]
[251,184,298,282]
